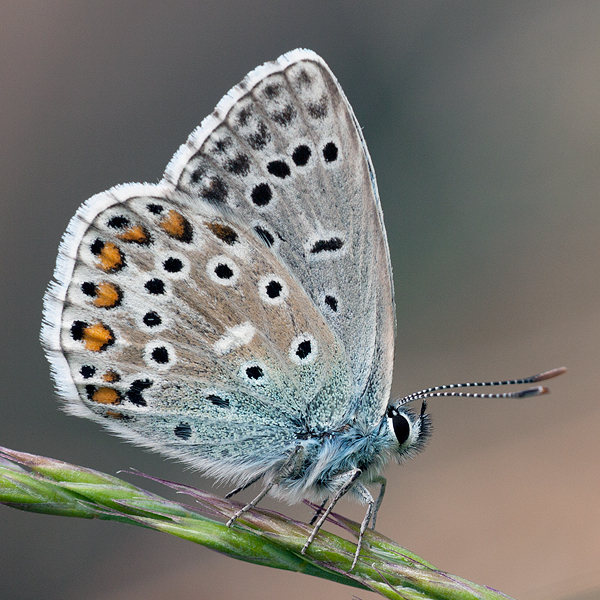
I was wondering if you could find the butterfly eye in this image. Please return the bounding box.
[387,408,412,446]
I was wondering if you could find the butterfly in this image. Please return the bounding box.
[41,49,565,569]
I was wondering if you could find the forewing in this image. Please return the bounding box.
[166,49,395,420]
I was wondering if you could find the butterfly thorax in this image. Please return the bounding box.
[270,414,395,503]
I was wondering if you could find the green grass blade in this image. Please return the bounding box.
[0,446,513,600]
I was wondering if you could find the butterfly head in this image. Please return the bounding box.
[386,400,431,462]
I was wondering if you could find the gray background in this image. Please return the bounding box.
[1,2,598,599]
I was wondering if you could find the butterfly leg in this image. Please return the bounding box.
[370,476,386,530]
[224,474,263,499]
[225,481,274,527]
[351,482,375,570]
[309,497,329,525]
[301,468,362,563]
[226,445,304,527]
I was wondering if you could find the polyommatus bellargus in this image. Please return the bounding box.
[41,49,565,569]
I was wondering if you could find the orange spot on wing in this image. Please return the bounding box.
[160,210,192,242]
[82,323,114,352]
[101,369,120,383]
[91,387,121,405]
[105,410,128,420]
[117,225,149,244]
[96,242,124,273]
[206,222,238,245]
[93,282,121,308]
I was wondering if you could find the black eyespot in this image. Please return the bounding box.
[390,410,411,446]
[247,122,270,150]
[70,320,86,341]
[143,311,162,327]
[208,394,229,408]
[251,183,272,206]
[246,365,264,379]
[296,69,312,88]
[163,257,183,273]
[254,225,274,247]
[174,422,192,440]
[324,295,338,312]
[292,145,311,166]
[310,237,344,254]
[214,138,232,153]
[201,176,228,204]
[80,365,96,379]
[296,340,311,360]
[307,95,328,119]
[90,239,104,255]
[127,379,153,407]
[190,168,202,184]
[214,263,234,279]
[145,278,165,294]
[267,160,291,178]
[323,142,338,162]
[151,346,169,364]
[226,154,250,176]
[81,282,97,297]
[147,203,164,214]
[272,105,295,126]
[264,84,280,98]
[265,280,282,299]
[107,215,129,229]
[290,335,316,364]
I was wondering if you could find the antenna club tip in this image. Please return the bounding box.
[518,385,550,398]
[531,367,567,382]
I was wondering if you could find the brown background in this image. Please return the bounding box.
[1,2,598,599]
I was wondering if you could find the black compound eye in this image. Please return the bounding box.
[391,411,411,446]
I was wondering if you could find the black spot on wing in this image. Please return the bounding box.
[310,237,343,254]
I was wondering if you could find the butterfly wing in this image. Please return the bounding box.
[42,181,353,482]
[42,50,394,485]
[166,49,395,423]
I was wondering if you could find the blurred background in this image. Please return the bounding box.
[1,2,598,599]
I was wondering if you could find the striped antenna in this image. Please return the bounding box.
[397,367,566,405]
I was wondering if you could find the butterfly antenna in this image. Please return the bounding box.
[397,367,566,405]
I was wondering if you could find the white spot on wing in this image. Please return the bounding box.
[213,321,256,355]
